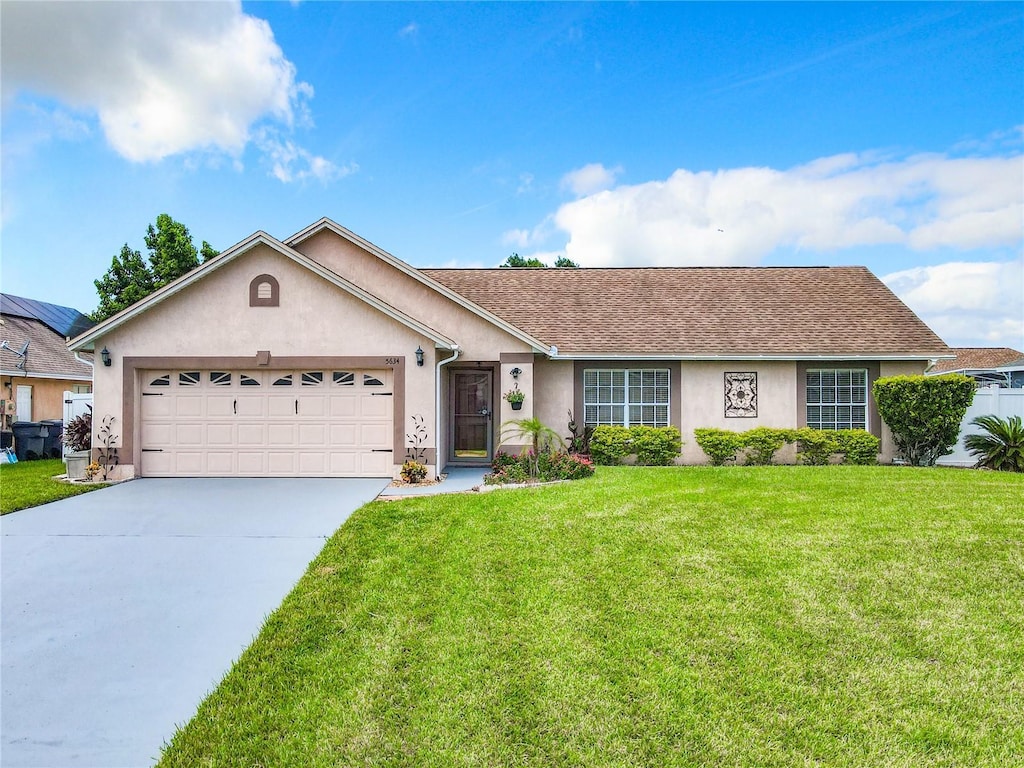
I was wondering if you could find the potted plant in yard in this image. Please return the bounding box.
[63,411,92,480]
[504,387,525,411]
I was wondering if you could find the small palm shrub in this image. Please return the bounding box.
[965,415,1024,472]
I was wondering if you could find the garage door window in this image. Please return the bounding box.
[273,375,293,386]
[333,371,355,386]
[210,372,232,386]
[240,374,261,387]
[301,371,324,386]
[179,372,201,386]
[149,374,170,387]
[364,374,384,386]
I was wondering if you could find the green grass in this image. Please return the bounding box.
[0,458,105,514]
[158,466,1023,767]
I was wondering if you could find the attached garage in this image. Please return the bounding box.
[139,368,394,477]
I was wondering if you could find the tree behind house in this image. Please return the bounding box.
[92,214,220,321]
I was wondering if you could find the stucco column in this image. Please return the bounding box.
[499,356,533,454]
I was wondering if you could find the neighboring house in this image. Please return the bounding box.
[1,293,94,426]
[926,347,1024,387]
[68,218,952,479]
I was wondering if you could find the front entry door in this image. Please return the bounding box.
[451,370,493,463]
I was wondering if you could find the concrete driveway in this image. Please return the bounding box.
[1,477,387,768]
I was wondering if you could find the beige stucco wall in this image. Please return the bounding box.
[295,230,533,361]
[679,361,798,463]
[533,358,575,445]
[878,360,929,463]
[93,244,439,477]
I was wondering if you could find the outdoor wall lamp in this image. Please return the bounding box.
[415,346,424,366]
[510,367,522,380]
[101,347,111,367]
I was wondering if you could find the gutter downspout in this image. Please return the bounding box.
[74,352,94,370]
[435,345,461,480]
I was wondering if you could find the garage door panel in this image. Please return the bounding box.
[360,423,391,449]
[176,424,204,446]
[298,424,326,446]
[359,395,391,418]
[237,452,266,474]
[140,368,393,478]
[206,424,234,446]
[141,395,172,419]
[329,396,357,418]
[268,424,295,446]
[206,396,235,418]
[175,396,204,418]
[237,424,266,446]
[268,396,295,418]
[206,452,235,474]
[174,452,204,474]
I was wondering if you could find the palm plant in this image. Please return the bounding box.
[499,417,564,477]
[964,414,1024,472]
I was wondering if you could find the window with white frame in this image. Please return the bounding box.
[805,369,868,430]
[584,369,670,427]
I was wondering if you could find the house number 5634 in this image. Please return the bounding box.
[384,357,400,365]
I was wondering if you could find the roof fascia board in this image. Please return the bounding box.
[0,370,92,381]
[69,231,456,352]
[286,218,548,353]
[549,353,954,361]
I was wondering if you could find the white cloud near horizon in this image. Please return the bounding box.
[2,0,340,182]
[551,151,1022,268]
[561,163,623,196]
[883,260,1024,349]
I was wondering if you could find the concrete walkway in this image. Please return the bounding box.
[378,466,488,497]
[1,477,386,768]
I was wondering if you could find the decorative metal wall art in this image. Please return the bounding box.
[724,372,757,417]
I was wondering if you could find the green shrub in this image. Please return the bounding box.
[537,451,596,481]
[742,427,795,465]
[873,374,975,466]
[630,426,682,466]
[835,430,880,465]
[485,450,595,484]
[794,428,839,465]
[589,426,633,465]
[400,460,428,483]
[965,414,1024,472]
[694,428,745,465]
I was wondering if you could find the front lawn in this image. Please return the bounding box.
[159,466,1023,767]
[0,458,105,515]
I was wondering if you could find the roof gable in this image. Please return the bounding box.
[68,231,456,352]
[286,218,549,353]
[422,266,951,358]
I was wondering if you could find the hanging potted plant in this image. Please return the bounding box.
[63,411,92,480]
[504,387,525,411]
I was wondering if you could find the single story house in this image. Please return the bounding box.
[68,218,952,479]
[926,347,1024,388]
[997,357,1024,389]
[2,293,94,427]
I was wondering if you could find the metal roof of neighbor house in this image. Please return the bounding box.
[421,266,951,358]
[928,347,1024,373]
[0,293,94,339]
[0,315,93,379]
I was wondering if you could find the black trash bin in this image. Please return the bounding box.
[41,419,64,458]
[11,421,46,461]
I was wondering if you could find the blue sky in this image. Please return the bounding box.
[2,1,1022,349]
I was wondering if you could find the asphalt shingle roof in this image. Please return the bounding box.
[929,347,1024,373]
[421,266,950,357]
[0,316,93,378]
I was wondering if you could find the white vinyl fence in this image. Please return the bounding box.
[62,392,93,458]
[937,386,1024,467]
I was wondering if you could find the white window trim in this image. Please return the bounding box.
[805,368,869,431]
[584,368,671,428]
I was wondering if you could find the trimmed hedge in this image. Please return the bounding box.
[695,426,880,466]
[873,374,975,466]
[589,425,683,466]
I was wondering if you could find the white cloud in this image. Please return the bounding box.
[545,150,1023,268]
[561,163,623,197]
[255,130,356,184]
[1,0,331,181]
[399,22,419,38]
[882,260,1024,348]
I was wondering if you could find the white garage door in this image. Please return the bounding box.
[139,368,394,477]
